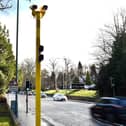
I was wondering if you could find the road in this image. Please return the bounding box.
[42,97,108,126]
[6,94,112,126]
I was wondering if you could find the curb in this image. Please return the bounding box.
[42,115,64,126]
[42,118,54,126]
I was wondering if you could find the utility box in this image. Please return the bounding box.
[11,100,16,115]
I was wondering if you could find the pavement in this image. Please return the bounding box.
[6,94,52,126]
[17,107,52,126]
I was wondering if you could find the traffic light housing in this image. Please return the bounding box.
[26,80,30,89]
[39,45,44,62]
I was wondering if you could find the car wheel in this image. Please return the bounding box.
[106,113,115,122]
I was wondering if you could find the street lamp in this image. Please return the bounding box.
[30,4,48,126]
[15,0,19,117]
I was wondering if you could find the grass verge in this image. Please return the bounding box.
[45,89,97,98]
[0,117,10,126]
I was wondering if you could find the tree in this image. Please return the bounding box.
[95,9,126,96]
[69,68,76,84]
[0,71,6,90]
[50,71,56,89]
[63,58,72,88]
[20,58,35,89]
[18,67,23,89]
[78,61,83,76]
[90,64,97,84]
[48,58,58,89]
[0,0,12,10]
[0,23,15,91]
[72,76,79,84]
[0,0,32,10]
[97,64,112,96]
[41,68,50,90]
[57,71,64,89]
[85,71,92,85]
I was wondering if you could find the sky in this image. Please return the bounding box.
[1,0,126,69]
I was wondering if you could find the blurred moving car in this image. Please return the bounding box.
[90,97,126,125]
[53,93,67,101]
[41,92,47,98]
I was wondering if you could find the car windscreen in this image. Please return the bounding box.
[97,98,119,105]
[97,99,111,104]
[119,99,126,106]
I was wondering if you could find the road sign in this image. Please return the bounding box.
[9,86,18,92]
[9,79,18,92]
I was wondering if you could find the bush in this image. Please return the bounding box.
[0,96,7,104]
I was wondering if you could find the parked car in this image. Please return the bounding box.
[53,93,67,101]
[28,91,33,95]
[84,84,96,90]
[41,92,47,98]
[18,91,25,95]
[90,97,126,125]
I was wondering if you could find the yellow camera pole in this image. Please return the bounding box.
[36,11,41,126]
[30,5,48,126]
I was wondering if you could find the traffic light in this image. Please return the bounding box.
[39,45,44,62]
[26,80,30,89]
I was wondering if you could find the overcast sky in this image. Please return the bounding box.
[1,0,126,69]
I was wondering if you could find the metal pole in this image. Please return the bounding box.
[26,89,28,113]
[35,12,41,126]
[15,0,19,117]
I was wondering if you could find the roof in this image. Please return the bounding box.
[101,96,126,100]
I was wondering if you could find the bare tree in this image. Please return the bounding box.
[48,58,58,89]
[41,68,50,90]
[0,0,12,10]
[93,29,113,64]
[93,9,126,65]
[20,58,35,88]
[0,0,32,11]
[63,57,72,88]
